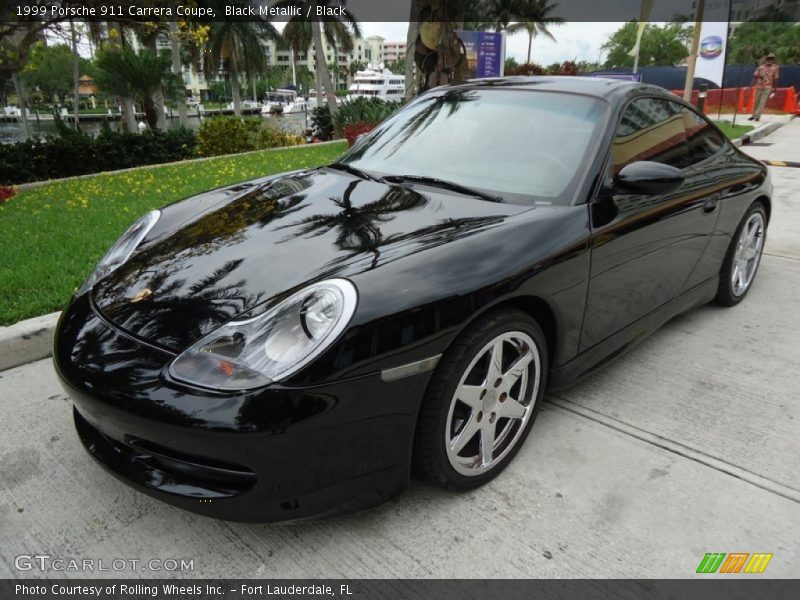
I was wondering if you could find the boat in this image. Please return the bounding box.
[262,89,308,115]
[226,99,262,112]
[347,64,405,102]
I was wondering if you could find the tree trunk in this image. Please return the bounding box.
[404,0,420,101]
[12,73,31,139]
[143,97,158,130]
[108,22,137,132]
[71,20,81,128]
[142,36,168,131]
[527,32,533,63]
[169,21,188,127]
[230,56,242,117]
[414,0,468,93]
[311,15,338,115]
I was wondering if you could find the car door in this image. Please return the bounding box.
[580,96,720,351]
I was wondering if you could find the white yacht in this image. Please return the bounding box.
[262,89,308,115]
[347,64,405,102]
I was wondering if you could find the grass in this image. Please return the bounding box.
[0,142,347,325]
[714,121,754,140]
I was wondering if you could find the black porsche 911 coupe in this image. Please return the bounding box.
[55,77,771,522]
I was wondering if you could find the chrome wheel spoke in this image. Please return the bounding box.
[450,415,480,454]
[487,340,504,382]
[500,397,527,419]
[480,424,496,466]
[503,350,533,388]
[456,384,484,409]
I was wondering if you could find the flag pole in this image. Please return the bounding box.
[717,2,733,122]
[683,0,706,102]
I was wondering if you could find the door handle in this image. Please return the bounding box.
[702,194,720,213]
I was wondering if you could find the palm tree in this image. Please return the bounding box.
[203,7,279,116]
[95,46,174,130]
[277,0,360,114]
[507,0,563,63]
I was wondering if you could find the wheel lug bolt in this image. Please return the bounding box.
[494,378,503,388]
[480,389,487,399]
[477,411,483,422]
[499,392,507,402]
[490,413,496,423]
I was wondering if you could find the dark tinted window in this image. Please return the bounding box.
[681,106,726,165]
[612,97,690,173]
[342,89,606,205]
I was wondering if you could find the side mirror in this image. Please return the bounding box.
[614,161,685,196]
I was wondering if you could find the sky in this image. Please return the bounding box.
[358,22,625,66]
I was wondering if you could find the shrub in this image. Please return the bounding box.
[0,125,196,185]
[310,105,334,141]
[343,122,375,147]
[332,97,398,136]
[195,116,304,157]
[195,117,259,156]
[506,63,546,76]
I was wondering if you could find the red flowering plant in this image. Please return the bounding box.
[343,122,375,147]
[0,186,16,203]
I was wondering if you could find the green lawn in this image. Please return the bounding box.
[714,121,754,140]
[0,142,346,325]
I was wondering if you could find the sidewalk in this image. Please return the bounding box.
[740,117,800,262]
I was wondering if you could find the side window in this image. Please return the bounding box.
[680,105,726,165]
[612,97,690,175]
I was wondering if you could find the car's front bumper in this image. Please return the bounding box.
[54,294,429,522]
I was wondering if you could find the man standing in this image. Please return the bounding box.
[749,53,780,122]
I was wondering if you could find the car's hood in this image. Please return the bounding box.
[92,169,529,352]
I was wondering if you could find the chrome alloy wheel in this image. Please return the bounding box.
[732,212,765,297]
[445,331,541,476]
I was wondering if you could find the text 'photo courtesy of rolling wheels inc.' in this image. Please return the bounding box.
[1,0,799,598]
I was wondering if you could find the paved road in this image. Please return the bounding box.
[2,123,799,579]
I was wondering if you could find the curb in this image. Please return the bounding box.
[0,311,60,372]
[731,115,794,147]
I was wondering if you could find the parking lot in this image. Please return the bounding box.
[1,122,799,579]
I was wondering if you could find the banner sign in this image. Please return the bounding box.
[456,31,506,78]
[693,0,731,87]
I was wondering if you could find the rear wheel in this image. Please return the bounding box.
[715,202,767,306]
[415,309,548,490]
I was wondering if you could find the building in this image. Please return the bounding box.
[150,31,408,99]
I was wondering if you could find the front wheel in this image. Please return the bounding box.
[414,309,548,490]
[715,202,767,306]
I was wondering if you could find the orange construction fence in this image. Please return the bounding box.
[669,87,799,114]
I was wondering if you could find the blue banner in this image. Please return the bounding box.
[456,31,506,78]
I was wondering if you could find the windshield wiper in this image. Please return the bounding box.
[327,163,380,182]
[380,174,503,203]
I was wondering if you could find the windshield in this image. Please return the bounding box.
[340,89,607,205]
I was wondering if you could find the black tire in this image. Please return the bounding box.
[715,201,767,307]
[414,308,548,491]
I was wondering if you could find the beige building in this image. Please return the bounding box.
[154,32,408,98]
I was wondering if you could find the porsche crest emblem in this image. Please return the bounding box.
[130,288,153,303]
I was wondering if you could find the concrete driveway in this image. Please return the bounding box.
[2,123,799,579]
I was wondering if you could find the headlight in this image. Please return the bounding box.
[169,279,358,390]
[76,210,160,296]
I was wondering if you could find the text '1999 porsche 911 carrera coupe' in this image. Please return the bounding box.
[55,77,771,522]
